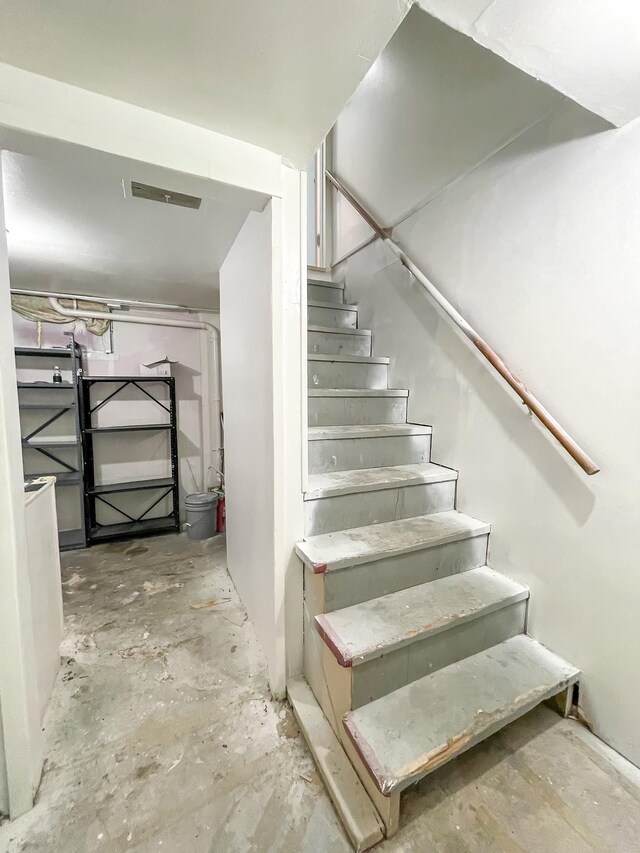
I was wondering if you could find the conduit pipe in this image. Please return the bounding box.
[47,296,223,490]
[14,287,212,313]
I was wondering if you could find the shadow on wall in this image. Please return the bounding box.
[374,257,596,526]
[171,361,204,402]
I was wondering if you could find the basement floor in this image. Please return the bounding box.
[1,533,639,852]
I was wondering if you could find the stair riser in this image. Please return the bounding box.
[308,305,357,329]
[305,480,456,536]
[308,284,344,303]
[309,395,407,426]
[350,600,527,709]
[308,330,371,357]
[319,534,489,612]
[308,360,388,390]
[308,434,431,474]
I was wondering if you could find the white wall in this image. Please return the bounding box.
[307,160,316,267]
[332,9,564,262]
[332,7,640,766]
[220,205,279,684]
[220,186,306,695]
[23,479,63,727]
[0,161,43,818]
[0,708,7,815]
[418,0,640,128]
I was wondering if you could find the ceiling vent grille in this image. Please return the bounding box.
[130,181,202,210]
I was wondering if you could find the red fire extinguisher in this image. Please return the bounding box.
[216,490,226,533]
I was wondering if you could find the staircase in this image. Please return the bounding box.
[290,276,580,851]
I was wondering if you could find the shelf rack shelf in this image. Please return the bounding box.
[16,335,87,551]
[81,376,180,544]
[84,424,171,433]
[17,381,75,389]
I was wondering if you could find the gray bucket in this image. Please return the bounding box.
[184,492,218,540]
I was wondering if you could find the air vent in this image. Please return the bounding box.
[130,181,202,210]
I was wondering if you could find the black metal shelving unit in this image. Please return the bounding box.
[81,376,180,544]
[15,335,87,551]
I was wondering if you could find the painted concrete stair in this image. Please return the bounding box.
[293,274,579,850]
[308,325,372,357]
[315,567,528,710]
[308,353,389,390]
[308,278,345,303]
[297,508,488,576]
[308,388,409,426]
[342,635,580,834]
[296,511,490,617]
[308,298,358,328]
[304,462,457,536]
[308,423,432,473]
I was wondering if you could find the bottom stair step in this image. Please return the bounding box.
[343,634,580,797]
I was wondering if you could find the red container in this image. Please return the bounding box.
[216,493,226,533]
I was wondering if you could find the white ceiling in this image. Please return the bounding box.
[2,148,268,309]
[0,0,410,167]
[418,0,640,127]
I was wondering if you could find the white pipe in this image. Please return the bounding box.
[13,287,213,313]
[47,296,223,490]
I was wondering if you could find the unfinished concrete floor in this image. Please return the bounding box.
[1,532,639,852]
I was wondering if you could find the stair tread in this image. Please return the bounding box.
[308,423,431,441]
[316,566,528,666]
[296,510,489,573]
[308,278,345,290]
[343,634,580,796]
[308,388,408,398]
[309,298,358,311]
[308,353,390,365]
[308,325,371,337]
[305,462,456,500]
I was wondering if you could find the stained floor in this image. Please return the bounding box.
[1,532,639,852]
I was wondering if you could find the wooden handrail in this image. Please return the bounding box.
[327,169,599,476]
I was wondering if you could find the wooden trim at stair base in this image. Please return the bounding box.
[304,569,400,838]
[288,678,384,852]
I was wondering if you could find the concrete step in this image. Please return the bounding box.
[308,354,389,391]
[297,507,489,573]
[343,634,580,799]
[298,509,490,612]
[309,388,408,427]
[308,325,372,357]
[308,299,358,329]
[308,277,344,289]
[316,567,528,709]
[304,462,457,536]
[317,566,527,666]
[308,280,345,304]
[308,423,432,474]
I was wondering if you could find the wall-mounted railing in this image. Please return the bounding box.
[327,170,599,476]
